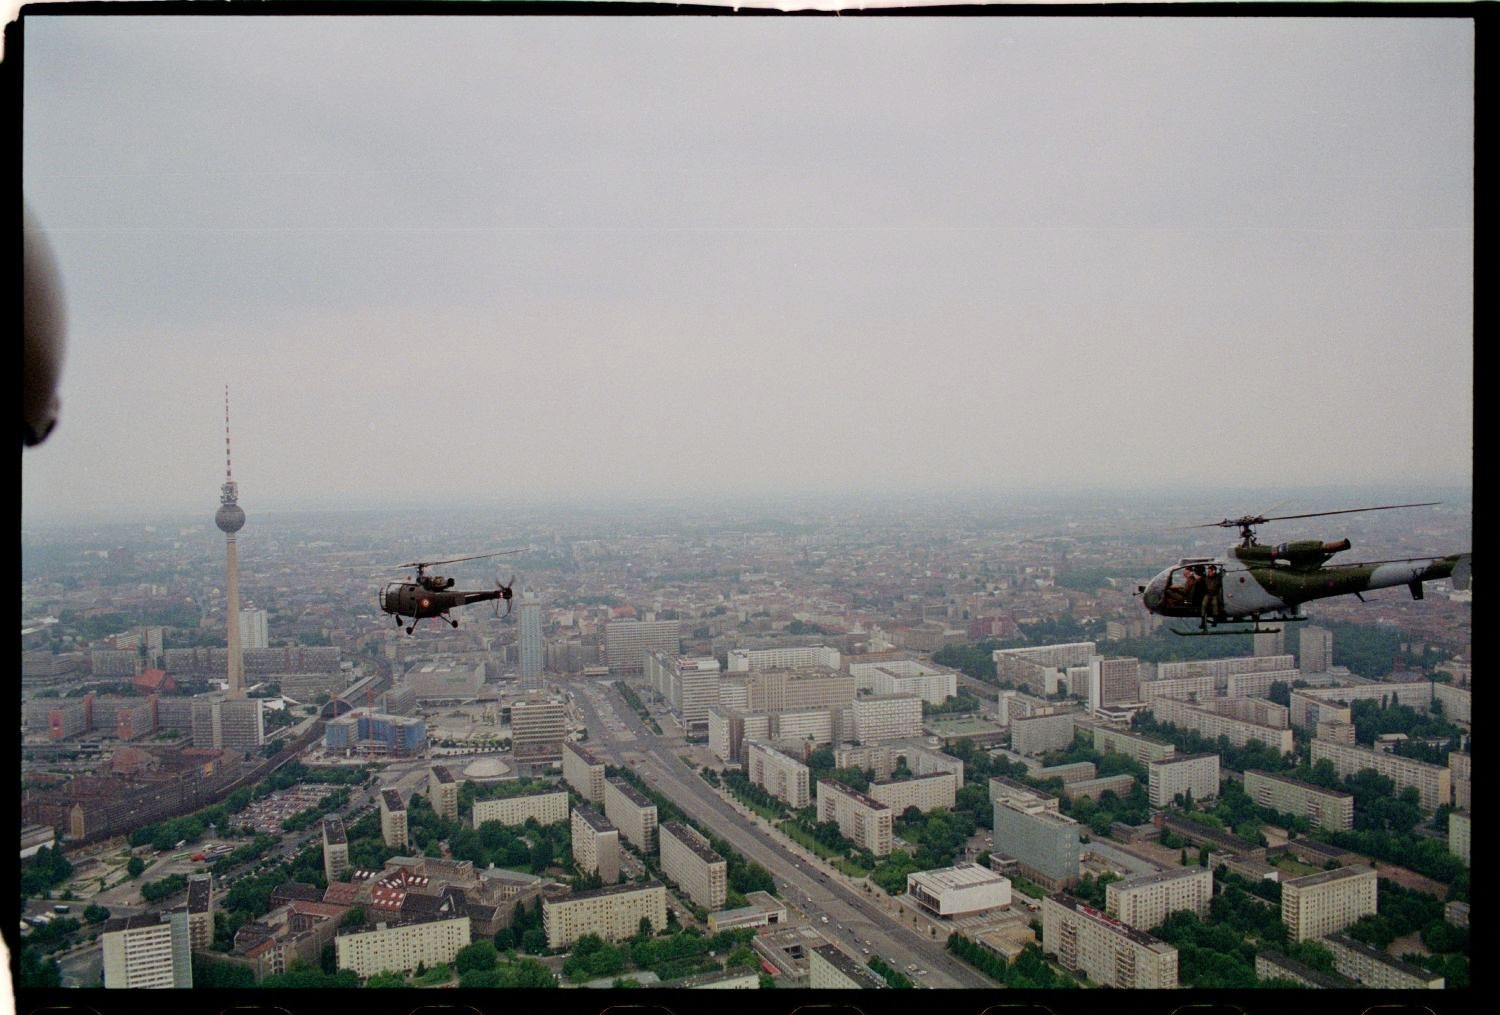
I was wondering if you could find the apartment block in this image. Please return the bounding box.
[428,765,459,822]
[1310,739,1450,811]
[1432,682,1470,723]
[322,816,349,883]
[1289,691,1352,730]
[473,790,570,829]
[1090,725,1177,766]
[334,915,472,978]
[101,912,192,989]
[1087,656,1142,713]
[379,788,408,850]
[646,651,722,733]
[848,659,958,704]
[1061,774,1136,803]
[816,779,893,856]
[1156,654,1297,685]
[994,642,1095,695]
[571,803,620,883]
[1280,865,1378,942]
[1322,932,1445,989]
[1450,751,1471,810]
[1243,770,1354,831]
[1041,894,1178,989]
[1148,753,1220,809]
[1294,680,1436,712]
[403,661,484,700]
[1300,626,1334,673]
[562,740,607,804]
[1147,696,1293,754]
[659,821,727,911]
[185,874,214,952]
[747,740,812,809]
[867,772,957,815]
[1010,711,1079,757]
[604,777,659,853]
[543,881,667,949]
[1448,810,1469,866]
[835,743,894,780]
[1104,866,1213,931]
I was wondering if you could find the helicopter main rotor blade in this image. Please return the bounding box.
[397,549,523,569]
[1194,502,1440,530]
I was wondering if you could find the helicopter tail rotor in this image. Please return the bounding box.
[496,575,516,618]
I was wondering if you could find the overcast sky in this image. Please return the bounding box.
[21,14,1473,524]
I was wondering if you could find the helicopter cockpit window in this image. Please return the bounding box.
[1164,565,1206,607]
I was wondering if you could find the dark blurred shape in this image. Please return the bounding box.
[23,204,66,446]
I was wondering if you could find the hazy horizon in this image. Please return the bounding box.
[22,15,1473,526]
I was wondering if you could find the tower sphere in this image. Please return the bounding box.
[216,503,245,533]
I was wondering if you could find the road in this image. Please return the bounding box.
[569,679,994,989]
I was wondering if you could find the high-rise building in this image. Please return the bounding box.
[1242,770,1354,831]
[571,803,620,883]
[992,799,1080,891]
[428,765,459,822]
[604,777,658,853]
[1105,867,1213,931]
[380,788,409,849]
[1300,626,1334,673]
[604,620,681,673]
[1280,865,1378,942]
[1040,894,1178,988]
[659,821,727,911]
[543,882,666,949]
[102,912,193,989]
[473,791,569,829]
[239,608,269,651]
[562,740,607,804]
[322,816,349,883]
[1147,753,1220,809]
[816,779,893,856]
[214,387,248,700]
[519,595,543,689]
[509,696,566,762]
[1253,628,1285,657]
[1087,656,1142,713]
[1310,739,1450,811]
[747,740,811,809]
[185,874,214,952]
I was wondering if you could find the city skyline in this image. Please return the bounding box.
[21,15,1473,524]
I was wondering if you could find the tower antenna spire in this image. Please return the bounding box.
[225,385,232,481]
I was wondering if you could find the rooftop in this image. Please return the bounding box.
[1284,864,1376,890]
[573,802,617,834]
[606,776,655,808]
[380,788,405,810]
[819,779,890,812]
[1046,894,1176,953]
[662,821,725,866]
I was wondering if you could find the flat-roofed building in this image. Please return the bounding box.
[1450,751,1471,810]
[562,740,607,804]
[1448,809,1470,865]
[850,693,922,744]
[1033,761,1096,784]
[322,816,349,883]
[988,775,1057,812]
[994,642,1095,696]
[605,620,681,673]
[707,706,745,763]
[379,788,408,849]
[192,696,265,753]
[1041,893,1178,989]
[1087,656,1142,714]
[1322,932,1445,989]
[571,803,620,883]
[1310,738,1450,811]
[1010,710,1079,757]
[1091,725,1176,766]
[1255,949,1355,988]
[102,912,192,989]
[1281,865,1377,942]
[868,772,957,815]
[1294,679,1437,712]
[1061,774,1136,803]
[604,777,658,853]
[1149,696,1294,754]
[185,874,214,952]
[727,645,841,672]
[509,697,567,762]
[1432,681,1470,724]
[660,821,727,910]
[1243,770,1354,831]
[707,891,786,934]
[773,706,835,746]
[403,661,484,700]
[993,799,1079,891]
[1300,626,1334,673]
[1148,752,1220,808]
[835,743,893,780]
[747,739,811,809]
[744,668,856,715]
[907,862,1010,916]
[1289,691,1352,730]
[1105,866,1212,931]
[428,765,459,822]
[816,779,893,856]
[543,881,667,949]
[808,942,886,989]
[473,791,569,829]
[646,652,722,734]
[334,914,471,978]
[848,658,958,705]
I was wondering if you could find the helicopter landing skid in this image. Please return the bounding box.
[1170,615,1308,637]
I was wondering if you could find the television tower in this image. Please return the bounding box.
[214,386,247,699]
